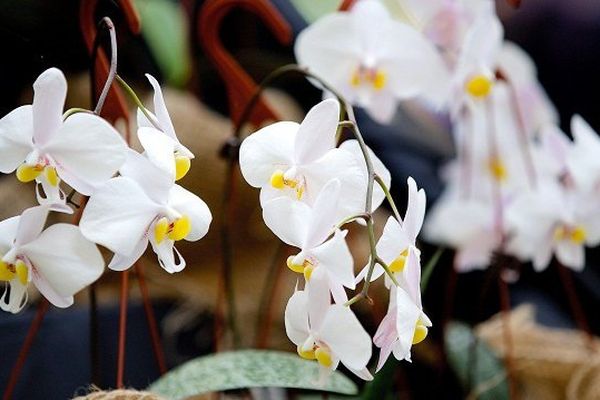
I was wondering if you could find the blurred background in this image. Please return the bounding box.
[0,0,599,398]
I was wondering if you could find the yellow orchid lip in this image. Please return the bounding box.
[350,67,387,91]
[554,225,587,245]
[154,215,192,244]
[465,74,494,98]
[0,259,29,285]
[269,170,304,199]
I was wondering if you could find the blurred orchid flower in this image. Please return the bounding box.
[424,193,500,272]
[0,68,127,197]
[262,179,355,303]
[295,0,449,123]
[239,99,364,217]
[374,285,431,369]
[80,150,212,273]
[0,205,104,313]
[505,181,600,271]
[566,115,600,193]
[137,74,194,181]
[357,178,425,302]
[285,282,373,380]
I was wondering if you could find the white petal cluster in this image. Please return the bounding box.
[0,69,212,312]
[240,98,430,380]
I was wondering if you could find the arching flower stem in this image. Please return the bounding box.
[115,75,162,130]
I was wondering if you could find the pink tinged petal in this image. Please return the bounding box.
[304,179,341,248]
[239,121,297,188]
[311,230,355,290]
[319,304,372,371]
[0,280,28,313]
[32,68,66,147]
[138,127,177,179]
[262,196,310,248]
[119,149,173,204]
[0,105,34,173]
[293,99,339,165]
[403,177,426,242]
[404,246,422,308]
[284,290,310,346]
[0,216,20,251]
[145,74,177,139]
[31,271,73,308]
[555,241,584,272]
[44,113,128,195]
[376,341,395,372]
[393,287,421,362]
[373,308,397,348]
[149,237,186,273]
[21,224,104,306]
[339,139,391,213]
[14,205,49,247]
[108,237,149,271]
[168,185,212,241]
[79,177,162,256]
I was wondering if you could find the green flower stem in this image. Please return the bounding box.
[115,75,161,130]
[335,212,371,230]
[63,108,94,120]
[374,173,402,223]
[421,247,444,292]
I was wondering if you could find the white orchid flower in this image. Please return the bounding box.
[80,150,212,273]
[565,115,600,193]
[357,178,425,303]
[239,99,364,215]
[505,181,600,271]
[137,74,194,181]
[262,179,355,303]
[450,4,502,111]
[284,281,373,381]
[0,205,104,313]
[424,192,499,272]
[295,0,449,124]
[0,68,127,198]
[373,285,431,369]
[387,0,492,60]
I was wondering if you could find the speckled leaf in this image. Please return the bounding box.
[148,350,358,398]
[445,322,509,400]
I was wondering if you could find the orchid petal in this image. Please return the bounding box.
[311,230,355,290]
[262,196,310,248]
[403,177,426,242]
[239,121,297,187]
[168,184,212,241]
[305,179,341,248]
[145,74,177,139]
[45,113,127,195]
[555,241,584,272]
[284,289,310,346]
[306,267,333,330]
[80,177,162,256]
[14,205,49,247]
[108,237,148,272]
[150,237,186,273]
[0,216,20,252]
[392,287,421,362]
[138,127,177,178]
[376,217,409,265]
[0,105,34,173]
[32,68,66,146]
[21,224,104,304]
[320,304,372,371]
[294,99,339,165]
[119,149,173,204]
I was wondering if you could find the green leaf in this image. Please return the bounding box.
[289,0,342,23]
[445,322,509,400]
[148,350,358,398]
[135,0,191,87]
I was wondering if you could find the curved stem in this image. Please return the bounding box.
[63,108,94,120]
[374,174,402,223]
[92,17,118,115]
[115,75,162,130]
